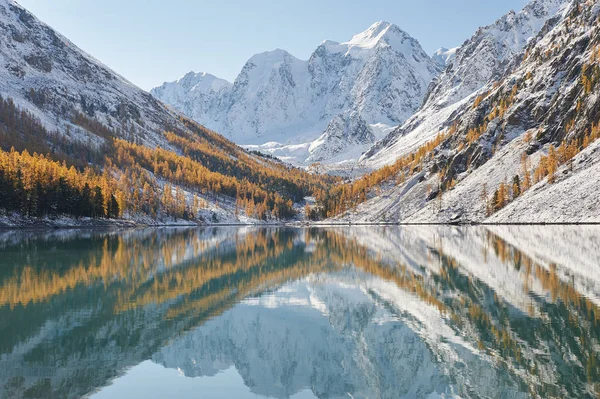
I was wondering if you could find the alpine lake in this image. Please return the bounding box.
[1,226,599,398]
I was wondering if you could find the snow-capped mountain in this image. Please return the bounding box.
[431,47,458,68]
[152,22,441,166]
[150,71,232,131]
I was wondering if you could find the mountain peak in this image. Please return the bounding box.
[432,47,458,68]
[345,21,409,49]
[320,39,340,47]
[249,48,293,61]
[153,20,440,165]
[242,48,303,71]
[173,71,231,92]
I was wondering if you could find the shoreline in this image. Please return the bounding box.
[2,219,600,230]
[309,221,600,226]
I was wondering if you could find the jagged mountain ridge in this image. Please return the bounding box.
[307,111,376,163]
[334,0,600,224]
[152,22,441,166]
[362,0,572,170]
[425,0,571,109]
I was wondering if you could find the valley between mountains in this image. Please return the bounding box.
[1,0,600,226]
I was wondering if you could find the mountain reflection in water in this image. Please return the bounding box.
[0,226,599,399]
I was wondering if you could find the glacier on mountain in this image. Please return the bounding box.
[152,22,441,166]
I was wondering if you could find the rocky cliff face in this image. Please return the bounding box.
[362,0,572,171]
[338,0,600,224]
[307,111,375,163]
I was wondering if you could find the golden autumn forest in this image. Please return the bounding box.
[0,94,340,222]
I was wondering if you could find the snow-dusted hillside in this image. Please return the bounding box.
[333,0,600,224]
[426,0,571,109]
[0,0,311,225]
[362,0,572,171]
[152,22,441,166]
[149,71,232,132]
[0,0,190,148]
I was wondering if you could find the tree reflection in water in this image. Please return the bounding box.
[0,226,599,398]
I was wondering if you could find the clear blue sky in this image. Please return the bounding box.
[17,0,528,91]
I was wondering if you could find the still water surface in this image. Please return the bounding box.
[0,226,599,398]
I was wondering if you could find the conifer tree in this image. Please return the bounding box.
[92,186,105,218]
[512,175,521,198]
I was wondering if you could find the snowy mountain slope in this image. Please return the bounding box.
[224,49,312,143]
[361,0,571,170]
[306,111,375,163]
[425,0,571,109]
[150,71,232,131]
[334,0,600,224]
[151,22,441,165]
[0,0,187,148]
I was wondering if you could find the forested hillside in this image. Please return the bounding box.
[0,0,335,225]
[0,95,334,223]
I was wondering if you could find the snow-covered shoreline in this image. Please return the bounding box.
[311,221,600,226]
[3,217,597,230]
[0,214,292,229]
